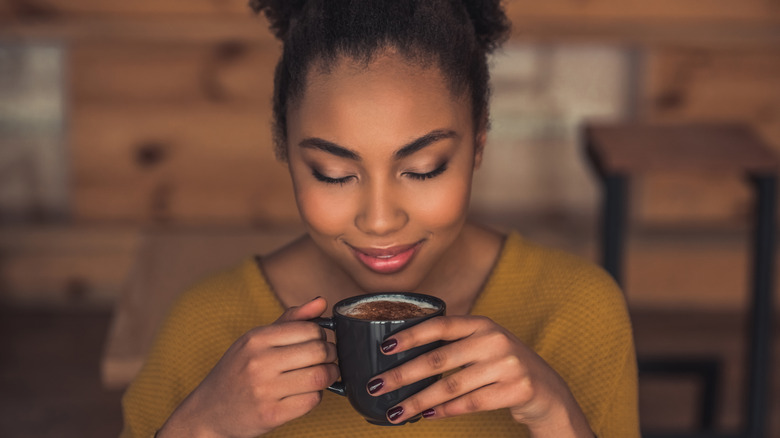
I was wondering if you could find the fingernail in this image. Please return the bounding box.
[387,406,404,422]
[310,296,322,302]
[381,338,398,353]
[422,408,435,418]
[367,378,384,394]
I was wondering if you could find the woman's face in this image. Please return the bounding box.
[286,54,484,293]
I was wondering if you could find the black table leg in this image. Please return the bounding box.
[746,175,777,438]
[602,174,628,286]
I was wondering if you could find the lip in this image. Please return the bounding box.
[348,241,423,274]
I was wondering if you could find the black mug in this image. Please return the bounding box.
[314,292,445,425]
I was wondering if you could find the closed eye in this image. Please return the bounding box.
[312,169,353,185]
[404,162,448,181]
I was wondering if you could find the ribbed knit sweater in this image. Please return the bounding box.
[121,232,639,437]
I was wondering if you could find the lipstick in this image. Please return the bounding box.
[350,241,422,274]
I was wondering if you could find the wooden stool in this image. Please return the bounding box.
[584,123,778,438]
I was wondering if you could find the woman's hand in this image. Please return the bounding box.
[158,297,339,438]
[366,315,593,437]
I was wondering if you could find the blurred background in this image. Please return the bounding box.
[1,1,779,436]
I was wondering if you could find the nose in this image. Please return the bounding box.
[354,179,408,236]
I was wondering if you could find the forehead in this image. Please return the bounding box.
[287,53,472,148]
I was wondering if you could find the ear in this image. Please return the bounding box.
[473,120,487,170]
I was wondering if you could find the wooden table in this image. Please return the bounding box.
[584,123,778,438]
[100,227,303,389]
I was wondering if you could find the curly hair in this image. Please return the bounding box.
[250,0,510,161]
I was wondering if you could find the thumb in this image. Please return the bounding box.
[275,296,328,323]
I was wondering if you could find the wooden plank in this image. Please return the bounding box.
[633,173,752,228]
[636,47,780,227]
[642,48,780,147]
[0,16,275,43]
[586,123,778,174]
[509,19,780,48]
[4,0,778,22]
[0,226,140,308]
[2,3,778,46]
[0,0,252,17]
[70,41,278,104]
[69,103,299,225]
[506,0,780,22]
[624,234,752,312]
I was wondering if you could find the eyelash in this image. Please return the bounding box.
[312,169,353,185]
[312,162,448,185]
[404,162,448,180]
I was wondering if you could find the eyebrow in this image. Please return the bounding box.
[298,129,458,161]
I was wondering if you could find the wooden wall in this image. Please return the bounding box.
[69,41,298,225]
[2,0,779,227]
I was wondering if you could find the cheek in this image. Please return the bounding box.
[408,175,472,230]
[295,184,356,237]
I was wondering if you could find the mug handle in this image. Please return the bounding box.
[311,317,347,396]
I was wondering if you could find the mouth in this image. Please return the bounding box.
[348,240,424,275]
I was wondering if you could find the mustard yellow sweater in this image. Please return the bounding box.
[121,232,639,437]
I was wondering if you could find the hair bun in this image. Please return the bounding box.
[249,0,308,40]
[460,0,511,53]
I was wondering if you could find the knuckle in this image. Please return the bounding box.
[426,349,447,370]
[306,322,324,339]
[436,316,453,333]
[291,321,320,339]
[516,375,535,403]
[310,366,330,389]
[246,355,267,375]
[243,330,266,350]
[472,315,492,329]
[327,363,341,382]
[406,396,423,415]
[303,391,322,411]
[388,366,405,386]
[326,342,338,361]
[443,375,460,395]
[466,393,482,412]
[502,354,522,371]
[315,341,330,362]
[486,330,511,350]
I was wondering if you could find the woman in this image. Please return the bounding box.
[121,0,639,436]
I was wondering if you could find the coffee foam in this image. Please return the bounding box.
[338,294,438,317]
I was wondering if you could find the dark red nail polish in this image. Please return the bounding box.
[381,338,398,353]
[422,408,435,418]
[387,406,404,422]
[367,378,384,394]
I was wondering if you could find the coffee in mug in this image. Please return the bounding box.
[341,296,438,321]
[314,292,445,425]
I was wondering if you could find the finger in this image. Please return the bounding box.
[381,315,490,355]
[275,296,328,323]
[271,340,337,372]
[427,383,515,420]
[368,335,485,395]
[278,363,340,397]
[383,362,501,423]
[248,321,325,348]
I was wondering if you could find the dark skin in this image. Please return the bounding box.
[158,52,594,437]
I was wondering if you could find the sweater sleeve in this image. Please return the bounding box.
[533,257,640,437]
[479,234,640,437]
[120,259,282,438]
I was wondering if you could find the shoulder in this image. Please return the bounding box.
[483,231,632,350]
[159,258,283,344]
[493,231,622,304]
